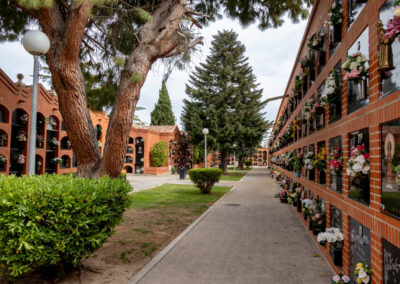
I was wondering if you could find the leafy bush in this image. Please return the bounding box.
[188,168,223,194]
[192,146,200,164]
[244,160,252,167]
[0,174,131,279]
[150,141,168,167]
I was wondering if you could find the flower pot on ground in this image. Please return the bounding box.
[297,199,302,212]
[317,227,344,267]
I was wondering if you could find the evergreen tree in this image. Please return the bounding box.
[182,30,267,173]
[151,81,176,125]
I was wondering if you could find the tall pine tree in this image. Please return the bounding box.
[182,30,267,173]
[151,81,176,125]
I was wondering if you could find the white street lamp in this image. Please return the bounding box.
[232,143,237,172]
[202,128,209,168]
[22,30,50,175]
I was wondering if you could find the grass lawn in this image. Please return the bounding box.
[220,173,246,181]
[80,183,230,284]
[227,166,251,171]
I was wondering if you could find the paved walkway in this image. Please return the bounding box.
[126,172,238,192]
[128,168,333,284]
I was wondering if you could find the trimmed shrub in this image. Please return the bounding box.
[244,160,252,167]
[150,141,168,167]
[0,174,131,279]
[188,168,223,194]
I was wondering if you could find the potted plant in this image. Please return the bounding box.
[354,262,371,284]
[317,227,343,266]
[307,32,323,51]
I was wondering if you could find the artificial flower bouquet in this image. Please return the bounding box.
[330,273,350,284]
[17,154,25,164]
[329,147,343,174]
[394,165,400,185]
[355,262,371,284]
[0,156,6,164]
[346,144,370,183]
[317,227,344,248]
[382,3,400,42]
[20,113,29,124]
[342,52,368,84]
[321,70,340,107]
[304,152,315,170]
[16,131,27,142]
[50,137,59,146]
[307,32,324,50]
[313,147,327,172]
[326,2,343,26]
[36,135,44,143]
[52,157,62,164]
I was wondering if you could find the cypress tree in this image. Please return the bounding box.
[151,81,176,125]
[182,30,267,173]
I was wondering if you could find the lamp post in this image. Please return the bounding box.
[22,30,50,175]
[232,143,237,172]
[202,128,209,168]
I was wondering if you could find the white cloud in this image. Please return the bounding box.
[0,16,307,128]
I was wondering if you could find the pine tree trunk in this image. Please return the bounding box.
[220,149,228,174]
[32,0,200,178]
[239,155,245,170]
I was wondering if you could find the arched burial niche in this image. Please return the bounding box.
[9,109,28,176]
[45,115,59,174]
[135,137,144,174]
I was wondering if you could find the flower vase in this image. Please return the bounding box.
[320,240,327,247]
[303,212,307,220]
[297,200,302,212]
[331,171,337,190]
[295,172,301,178]
[356,79,366,100]
[292,200,297,207]
[309,219,313,231]
[318,50,325,66]
[319,171,326,185]
[333,247,342,266]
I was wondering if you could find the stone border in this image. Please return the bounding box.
[127,185,236,284]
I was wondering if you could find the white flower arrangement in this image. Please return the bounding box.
[317,227,344,245]
[342,52,368,84]
[325,2,344,26]
[304,152,315,170]
[51,137,59,146]
[321,72,337,107]
[346,144,370,180]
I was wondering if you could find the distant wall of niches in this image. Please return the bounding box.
[269,0,400,283]
[0,69,189,176]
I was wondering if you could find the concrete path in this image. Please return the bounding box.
[126,172,238,192]
[129,168,333,284]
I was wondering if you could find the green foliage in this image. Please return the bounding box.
[150,141,168,167]
[192,147,200,164]
[150,81,176,126]
[0,174,131,279]
[244,160,252,167]
[15,0,52,10]
[188,168,223,194]
[130,73,143,84]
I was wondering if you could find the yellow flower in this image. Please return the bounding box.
[356,263,364,268]
[356,278,362,284]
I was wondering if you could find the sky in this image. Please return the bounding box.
[0,14,308,141]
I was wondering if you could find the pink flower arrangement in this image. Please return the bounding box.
[343,69,361,81]
[329,147,343,174]
[382,7,400,41]
[331,273,350,284]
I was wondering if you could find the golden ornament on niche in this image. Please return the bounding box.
[377,20,394,71]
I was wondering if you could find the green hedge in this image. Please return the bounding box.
[244,160,252,167]
[188,168,223,194]
[150,141,168,167]
[0,174,131,279]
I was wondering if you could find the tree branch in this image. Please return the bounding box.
[164,36,204,58]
